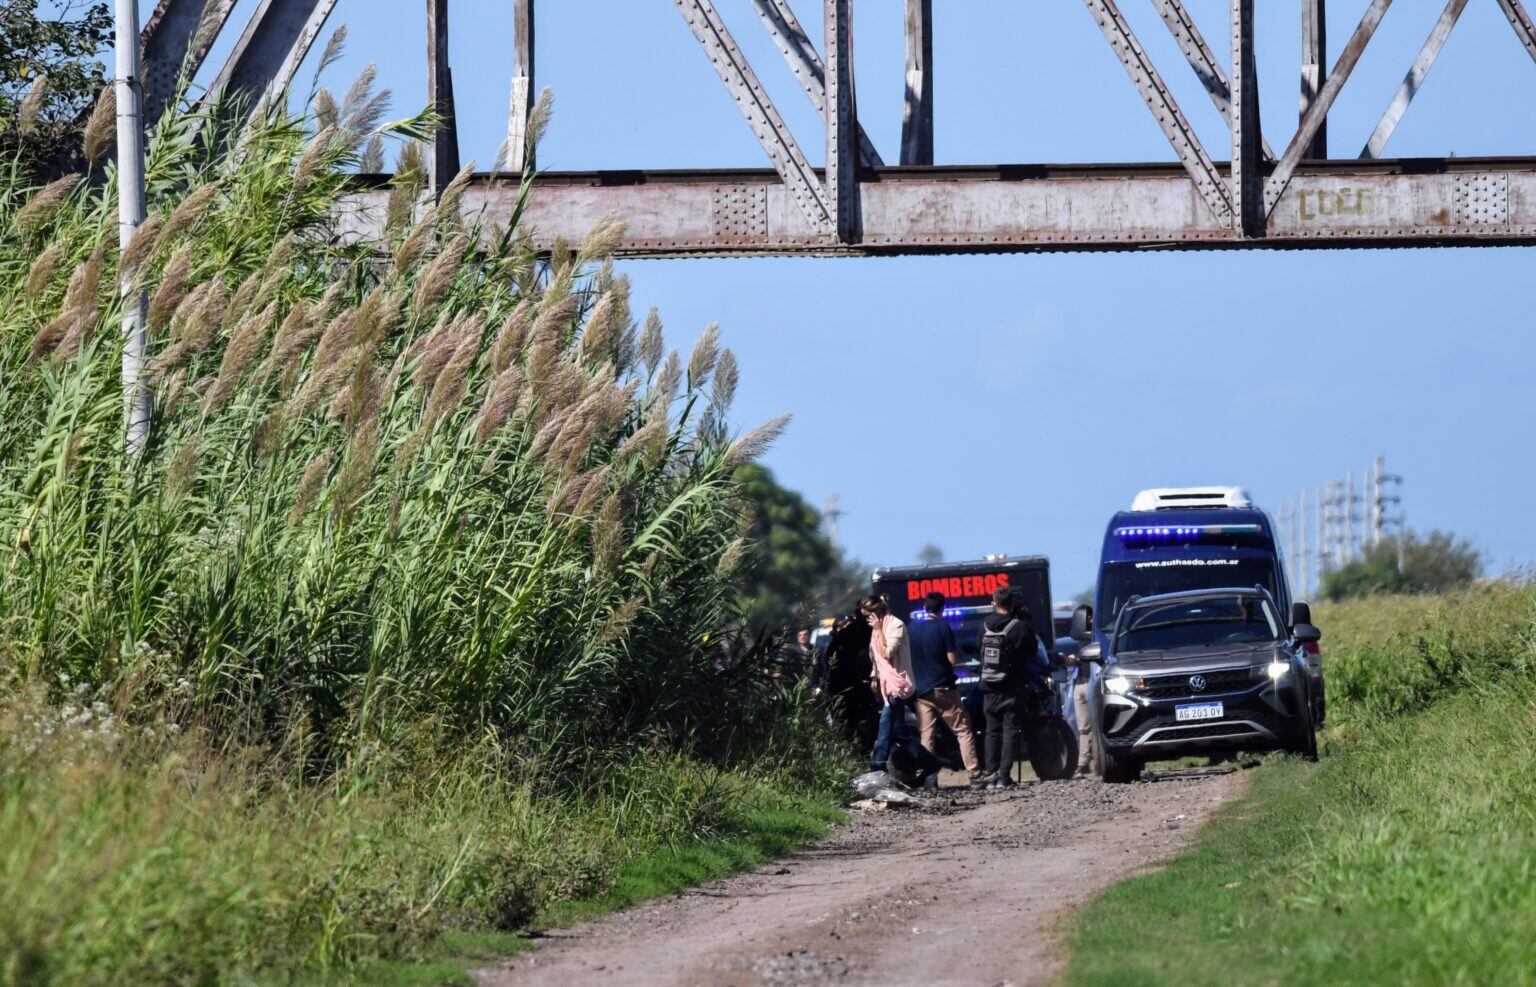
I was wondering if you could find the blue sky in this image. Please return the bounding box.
[171,0,1535,595]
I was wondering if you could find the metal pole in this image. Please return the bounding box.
[901,0,933,165]
[116,0,152,456]
[1301,0,1328,158]
[1230,0,1262,235]
[427,0,459,194]
[504,0,534,173]
[825,0,858,243]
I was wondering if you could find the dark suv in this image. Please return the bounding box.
[1084,587,1321,783]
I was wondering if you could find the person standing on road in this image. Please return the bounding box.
[863,595,947,788]
[1068,606,1098,776]
[978,588,1050,789]
[907,591,986,789]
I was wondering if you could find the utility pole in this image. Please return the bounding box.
[1301,488,1313,599]
[822,492,844,547]
[115,0,152,455]
[1345,469,1356,563]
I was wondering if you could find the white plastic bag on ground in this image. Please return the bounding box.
[853,771,896,798]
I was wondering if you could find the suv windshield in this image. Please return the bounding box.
[1097,558,1277,632]
[1116,595,1281,653]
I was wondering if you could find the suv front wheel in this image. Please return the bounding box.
[1094,737,1142,783]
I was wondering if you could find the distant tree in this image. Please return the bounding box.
[1322,529,1482,601]
[734,464,864,633]
[917,543,943,565]
[1,1,111,176]
[1073,586,1095,607]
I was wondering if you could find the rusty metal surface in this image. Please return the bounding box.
[332,159,1536,257]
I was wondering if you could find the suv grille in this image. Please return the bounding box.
[1138,667,1254,700]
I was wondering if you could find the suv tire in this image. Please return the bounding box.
[1285,709,1319,762]
[1094,738,1142,783]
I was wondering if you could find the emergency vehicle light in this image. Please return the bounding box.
[910,605,992,621]
[1114,523,1263,544]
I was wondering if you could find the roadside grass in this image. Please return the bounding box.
[346,801,845,986]
[0,693,852,987]
[1063,583,1536,987]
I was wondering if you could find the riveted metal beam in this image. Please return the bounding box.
[825,0,859,243]
[1493,0,1536,67]
[901,0,934,166]
[1082,0,1233,226]
[1231,0,1263,236]
[206,0,336,133]
[1362,0,1469,159]
[1301,0,1328,158]
[673,0,834,235]
[334,159,1536,258]
[1152,0,1273,159]
[747,0,881,168]
[141,0,235,125]
[1267,0,1394,214]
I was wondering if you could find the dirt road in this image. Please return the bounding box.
[480,769,1244,987]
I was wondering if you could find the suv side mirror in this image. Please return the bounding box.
[1293,623,1322,644]
[1291,601,1313,628]
[1071,605,1093,643]
[1080,641,1102,662]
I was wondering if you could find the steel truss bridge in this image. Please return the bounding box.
[141,0,1536,257]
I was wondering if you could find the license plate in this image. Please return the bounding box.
[1175,701,1224,722]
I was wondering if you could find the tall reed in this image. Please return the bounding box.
[0,75,774,765]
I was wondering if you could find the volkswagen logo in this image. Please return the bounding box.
[1189,675,1207,692]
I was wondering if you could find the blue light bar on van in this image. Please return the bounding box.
[910,605,993,621]
[1114,523,1263,544]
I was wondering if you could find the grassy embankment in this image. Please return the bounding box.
[1065,582,1536,987]
[1,66,854,986]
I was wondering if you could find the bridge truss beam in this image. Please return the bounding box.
[142,0,1536,258]
[335,159,1536,257]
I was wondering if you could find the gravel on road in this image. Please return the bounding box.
[479,766,1247,987]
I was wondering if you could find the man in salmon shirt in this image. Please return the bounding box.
[862,595,947,789]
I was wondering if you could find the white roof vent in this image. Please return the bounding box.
[1131,486,1253,511]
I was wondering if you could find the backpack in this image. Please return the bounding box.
[980,618,1021,687]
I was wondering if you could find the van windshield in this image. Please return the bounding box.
[1116,595,1281,653]
[1097,558,1277,633]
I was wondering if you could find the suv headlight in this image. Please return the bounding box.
[1104,674,1133,695]
[1267,660,1290,681]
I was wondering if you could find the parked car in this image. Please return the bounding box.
[1081,586,1322,782]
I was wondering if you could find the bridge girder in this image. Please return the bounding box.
[144,0,1536,258]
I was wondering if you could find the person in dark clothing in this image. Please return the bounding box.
[978,586,1050,789]
[906,592,984,788]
